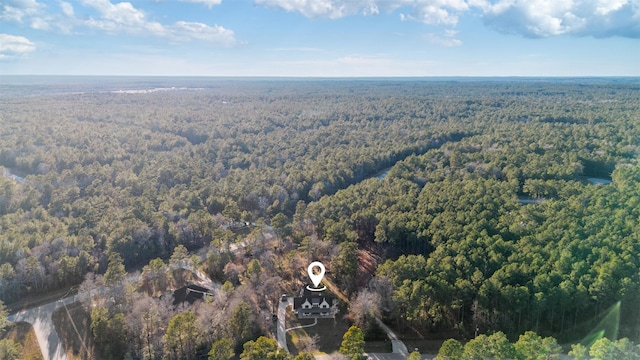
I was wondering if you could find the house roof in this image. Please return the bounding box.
[294,296,335,308]
[172,284,211,305]
[293,284,337,309]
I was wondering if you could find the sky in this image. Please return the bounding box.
[1,0,639,76]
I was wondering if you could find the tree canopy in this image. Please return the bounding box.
[1,78,639,358]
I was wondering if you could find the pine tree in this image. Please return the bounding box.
[339,325,366,360]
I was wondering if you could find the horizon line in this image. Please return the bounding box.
[3,74,639,80]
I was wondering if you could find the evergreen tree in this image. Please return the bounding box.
[339,325,366,360]
[0,300,8,333]
[229,301,257,347]
[104,252,126,286]
[164,312,198,360]
[240,336,290,360]
[209,338,235,360]
[514,331,561,360]
[436,339,464,360]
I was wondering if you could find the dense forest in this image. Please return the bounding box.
[1,77,639,358]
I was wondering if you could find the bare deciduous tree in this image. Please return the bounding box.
[349,289,382,332]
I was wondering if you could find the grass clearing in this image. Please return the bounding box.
[284,294,397,356]
[2,322,44,360]
[285,307,391,355]
[285,307,350,355]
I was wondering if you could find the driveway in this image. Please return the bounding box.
[375,317,409,355]
[277,296,292,352]
[275,296,431,360]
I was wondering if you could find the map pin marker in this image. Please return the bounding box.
[308,261,325,288]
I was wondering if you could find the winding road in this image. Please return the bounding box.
[9,232,427,360]
[6,260,218,360]
[275,294,429,359]
[7,299,71,360]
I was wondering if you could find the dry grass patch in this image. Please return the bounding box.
[2,322,44,360]
[285,308,351,355]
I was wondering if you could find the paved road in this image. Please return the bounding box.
[375,317,409,355]
[277,296,293,353]
[7,296,78,360]
[7,262,219,360]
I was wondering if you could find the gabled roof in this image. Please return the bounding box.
[293,295,337,310]
[172,284,211,305]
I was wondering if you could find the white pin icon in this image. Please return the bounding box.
[307,261,326,289]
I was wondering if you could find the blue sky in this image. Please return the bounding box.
[1,0,639,76]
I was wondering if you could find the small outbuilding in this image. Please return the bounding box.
[172,284,212,306]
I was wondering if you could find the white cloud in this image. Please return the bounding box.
[80,0,236,43]
[268,47,323,52]
[168,21,236,44]
[1,0,74,32]
[255,0,384,19]
[595,0,628,15]
[0,0,43,22]
[30,16,50,30]
[81,0,145,27]
[425,29,462,46]
[0,33,36,60]
[179,0,222,9]
[256,0,640,38]
[401,1,466,26]
[483,0,640,38]
[256,0,471,24]
[59,1,74,17]
[404,0,473,25]
[1,0,236,44]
